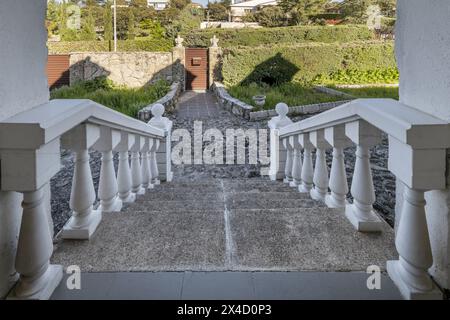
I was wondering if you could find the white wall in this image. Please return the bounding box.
[395,0,450,290]
[0,0,49,298]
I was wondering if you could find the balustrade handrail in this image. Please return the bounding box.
[278,98,450,149]
[0,99,165,150]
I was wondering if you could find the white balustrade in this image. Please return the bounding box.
[324,125,352,208]
[0,99,170,300]
[150,139,161,185]
[289,135,303,187]
[131,135,146,195]
[344,120,383,232]
[298,133,314,194]
[309,130,331,202]
[94,127,122,213]
[60,124,102,239]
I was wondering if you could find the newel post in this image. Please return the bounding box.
[268,103,293,181]
[344,120,383,232]
[386,136,444,300]
[60,124,102,240]
[148,103,173,182]
[0,138,63,299]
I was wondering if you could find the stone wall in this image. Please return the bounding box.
[70,52,178,87]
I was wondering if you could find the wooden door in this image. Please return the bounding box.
[47,55,70,89]
[185,48,208,90]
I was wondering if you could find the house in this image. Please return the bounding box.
[147,0,169,11]
[229,0,278,22]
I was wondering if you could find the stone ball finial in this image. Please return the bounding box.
[151,103,165,118]
[275,103,289,117]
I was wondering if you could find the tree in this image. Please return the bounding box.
[376,0,396,17]
[46,0,60,37]
[170,0,192,11]
[279,0,328,25]
[80,8,97,40]
[103,1,113,40]
[341,0,373,23]
[245,6,288,27]
[207,1,229,21]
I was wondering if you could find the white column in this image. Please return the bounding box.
[150,139,161,185]
[141,137,151,189]
[147,139,155,189]
[9,185,63,300]
[283,138,293,183]
[289,135,303,187]
[324,125,351,208]
[115,132,136,203]
[298,133,314,193]
[387,186,442,299]
[130,135,145,195]
[60,124,102,239]
[309,130,330,202]
[344,120,382,232]
[267,103,293,181]
[93,127,122,213]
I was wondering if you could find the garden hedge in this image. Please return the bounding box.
[221,41,397,86]
[181,25,374,48]
[48,38,173,54]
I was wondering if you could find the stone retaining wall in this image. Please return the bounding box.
[212,82,352,121]
[70,52,180,87]
[138,82,181,122]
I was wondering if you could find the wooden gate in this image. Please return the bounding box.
[185,48,208,91]
[47,55,70,89]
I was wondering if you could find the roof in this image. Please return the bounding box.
[230,0,278,8]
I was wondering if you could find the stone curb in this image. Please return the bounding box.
[138,82,181,122]
[211,82,254,120]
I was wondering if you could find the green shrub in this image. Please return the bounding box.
[328,86,399,99]
[222,41,396,86]
[51,78,170,118]
[181,25,374,48]
[313,68,399,85]
[47,38,173,54]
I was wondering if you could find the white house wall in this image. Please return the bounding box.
[395,0,450,290]
[0,0,50,298]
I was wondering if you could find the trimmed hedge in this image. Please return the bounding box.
[221,41,396,86]
[181,25,374,48]
[48,38,173,54]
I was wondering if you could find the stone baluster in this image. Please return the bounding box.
[10,184,63,299]
[324,125,352,208]
[60,124,102,239]
[283,138,293,184]
[93,127,122,213]
[115,132,136,203]
[298,133,314,193]
[344,120,382,232]
[387,186,442,299]
[289,135,303,187]
[131,135,145,195]
[141,137,151,189]
[150,139,161,185]
[309,130,331,202]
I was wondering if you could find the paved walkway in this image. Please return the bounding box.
[176,91,220,119]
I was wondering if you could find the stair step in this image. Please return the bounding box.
[136,192,222,201]
[227,198,325,210]
[226,192,312,201]
[126,200,225,211]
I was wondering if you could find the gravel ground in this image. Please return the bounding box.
[50,96,395,234]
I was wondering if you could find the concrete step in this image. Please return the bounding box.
[226,192,312,201]
[136,192,222,202]
[126,200,225,212]
[227,198,325,210]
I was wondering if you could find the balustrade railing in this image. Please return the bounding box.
[268,99,450,299]
[0,100,172,299]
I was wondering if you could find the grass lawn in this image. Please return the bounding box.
[228,82,344,111]
[50,77,170,118]
[330,86,399,100]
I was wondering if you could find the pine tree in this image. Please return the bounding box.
[103,1,113,41]
[127,9,136,40]
[81,8,97,40]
